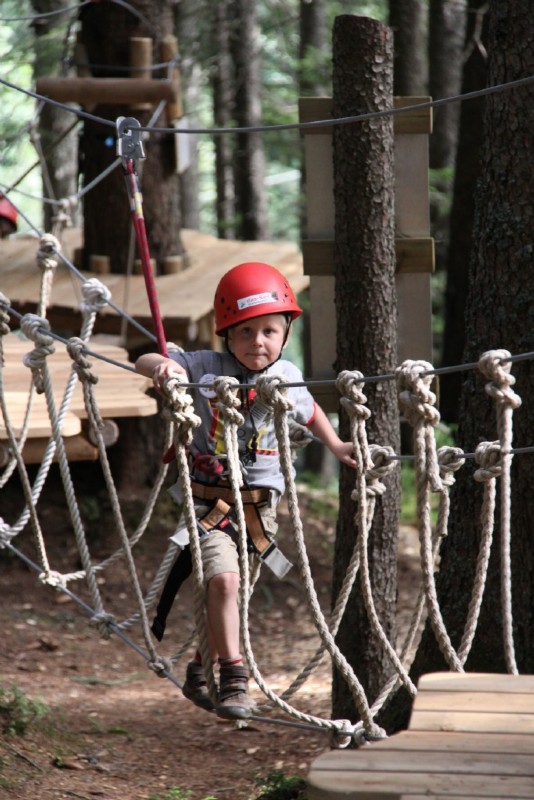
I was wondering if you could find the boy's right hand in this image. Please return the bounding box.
[152,359,187,393]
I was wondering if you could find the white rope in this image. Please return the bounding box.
[478,349,521,674]
[1,315,527,740]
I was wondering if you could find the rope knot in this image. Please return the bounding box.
[478,349,522,410]
[39,570,66,590]
[365,444,396,496]
[396,359,440,427]
[80,278,112,315]
[66,337,99,386]
[474,440,502,482]
[21,314,55,393]
[437,445,466,486]
[0,293,11,338]
[254,374,295,413]
[148,655,173,678]
[36,233,61,272]
[89,611,117,639]
[161,374,201,446]
[336,370,371,421]
[213,375,245,426]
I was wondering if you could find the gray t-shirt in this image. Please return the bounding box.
[170,350,316,495]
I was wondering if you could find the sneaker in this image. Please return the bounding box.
[182,661,215,711]
[216,664,252,720]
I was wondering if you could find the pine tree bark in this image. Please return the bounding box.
[440,1,489,421]
[331,15,401,717]
[32,0,79,232]
[388,0,426,96]
[229,0,268,240]
[428,0,466,168]
[79,0,184,274]
[382,0,534,733]
[212,0,236,239]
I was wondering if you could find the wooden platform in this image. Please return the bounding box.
[307,672,534,800]
[0,228,308,349]
[0,333,157,463]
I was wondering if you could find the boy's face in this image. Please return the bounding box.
[226,313,289,372]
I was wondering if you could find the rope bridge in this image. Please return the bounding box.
[1,234,531,749]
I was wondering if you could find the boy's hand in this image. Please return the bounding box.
[152,359,187,393]
[332,441,357,469]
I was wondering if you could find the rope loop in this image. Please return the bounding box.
[38,570,66,589]
[80,278,112,315]
[66,337,99,386]
[51,197,75,229]
[474,440,502,482]
[337,370,371,421]
[0,293,11,338]
[0,517,10,546]
[148,655,173,678]
[365,443,396,496]
[396,359,440,427]
[213,375,245,427]
[478,349,522,410]
[21,314,55,393]
[329,719,359,749]
[437,445,466,486]
[36,233,61,273]
[161,374,201,446]
[89,611,117,639]
[254,373,295,414]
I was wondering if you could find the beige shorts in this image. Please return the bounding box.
[196,503,278,584]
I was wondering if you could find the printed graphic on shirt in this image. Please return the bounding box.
[206,392,278,458]
[198,373,217,399]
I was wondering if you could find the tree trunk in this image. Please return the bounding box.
[382,0,534,733]
[229,0,268,240]
[176,0,201,231]
[299,0,330,477]
[212,0,236,239]
[440,1,489,422]
[79,0,184,274]
[32,0,79,233]
[388,0,426,96]
[428,0,466,168]
[331,15,401,717]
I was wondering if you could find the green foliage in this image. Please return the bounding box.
[253,769,307,800]
[148,788,217,800]
[400,422,457,525]
[0,684,48,736]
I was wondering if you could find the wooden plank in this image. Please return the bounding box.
[20,435,99,464]
[409,709,534,735]
[35,77,179,105]
[298,96,432,135]
[413,690,534,715]
[0,392,81,437]
[417,672,534,694]
[308,767,534,799]
[302,238,435,276]
[312,749,534,776]
[367,730,534,755]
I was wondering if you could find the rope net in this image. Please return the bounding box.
[0,232,528,748]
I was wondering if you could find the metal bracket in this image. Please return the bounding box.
[116,116,146,160]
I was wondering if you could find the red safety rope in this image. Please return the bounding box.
[122,159,168,358]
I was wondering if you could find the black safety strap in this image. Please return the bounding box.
[151,545,192,641]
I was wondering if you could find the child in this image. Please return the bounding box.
[135,262,356,720]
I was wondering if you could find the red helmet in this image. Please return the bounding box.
[0,193,18,231]
[214,262,303,335]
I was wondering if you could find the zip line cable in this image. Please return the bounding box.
[1,72,533,139]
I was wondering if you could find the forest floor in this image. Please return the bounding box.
[0,475,421,800]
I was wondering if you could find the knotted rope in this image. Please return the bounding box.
[397,360,463,672]
[478,350,521,674]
